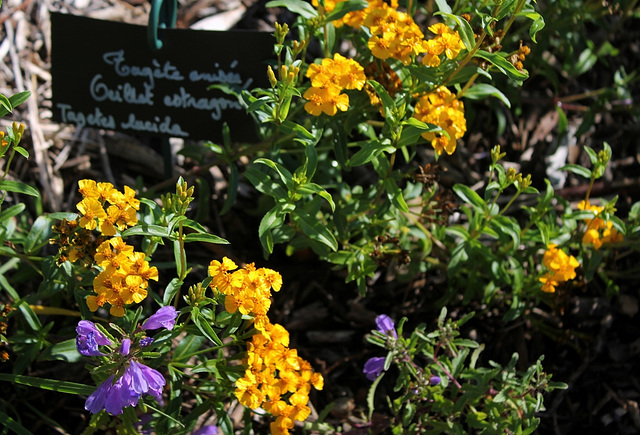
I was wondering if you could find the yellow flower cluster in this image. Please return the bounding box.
[208,257,283,331]
[303,53,366,116]
[539,244,580,293]
[76,179,139,236]
[577,200,623,250]
[208,257,323,434]
[413,86,467,155]
[421,23,466,67]
[236,323,324,435]
[363,0,426,65]
[87,237,159,317]
[319,0,465,66]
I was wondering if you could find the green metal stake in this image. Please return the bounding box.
[148,0,178,179]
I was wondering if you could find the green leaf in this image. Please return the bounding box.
[347,140,394,167]
[0,93,12,115]
[0,373,94,395]
[521,12,545,42]
[324,0,368,22]
[453,184,485,209]
[162,278,183,306]
[255,158,294,190]
[556,106,568,134]
[367,80,396,124]
[463,83,511,108]
[560,164,592,179]
[475,50,529,81]
[37,338,81,363]
[122,224,170,239]
[398,118,442,148]
[259,204,289,254]
[183,233,229,244]
[0,411,32,435]
[406,64,438,85]
[171,335,205,363]
[367,371,385,420]
[296,183,335,211]
[14,146,29,158]
[0,180,40,197]
[265,0,317,19]
[292,209,338,251]
[0,203,25,222]
[23,215,53,255]
[9,90,31,110]
[384,177,409,212]
[191,308,223,346]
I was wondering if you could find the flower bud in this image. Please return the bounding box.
[267,65,277,88]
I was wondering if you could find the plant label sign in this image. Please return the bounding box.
[50,12,273,142]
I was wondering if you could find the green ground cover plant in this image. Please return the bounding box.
[1,0,639,433]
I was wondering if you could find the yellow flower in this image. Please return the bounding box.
[413,87,466,155]
[77,198,107,231]
[539,244,579,293]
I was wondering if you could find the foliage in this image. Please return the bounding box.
[1,0,640,433]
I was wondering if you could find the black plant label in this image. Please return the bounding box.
[51,12,272,142]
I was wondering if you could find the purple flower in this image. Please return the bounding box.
[127,360,166,397]
[76,320,112,356]
[363,356,386,381]
[84,375,114,414]
[119,338,131,356]
[193,426,219,435]
[142,306,178,330]
[375,314,397,340]
[430,376,441,386]
[140,337,154,348]
[84,361,166,415]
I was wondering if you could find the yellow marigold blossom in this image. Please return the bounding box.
[77,198,107,231]
[86,238,156,316]
[539,244,580,293]
[413,87,467,155]
[235,320,324,434]
[421,23,465,66]
[216,258,322,434]
[75,180,139,236]
[577,200,623,250]
[304,54,365,117]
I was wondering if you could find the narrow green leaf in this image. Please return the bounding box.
[296,183,335,211]
[384,178,409,212]
[463,83,511,108]
[255,158,294,190]
[183,233,229,244]
[0,203,25,222]
[292,209,338,251]
[0,180,40,197]
[453,184,485,209]
[122,224,170,238]
[9,90,31,109]
[559,164,592,179]
[0,411,32,435]
[367,80,396,124]
[23,215,53,255]
[162,278,183,306]
[192,311,223,346]
[259,205,289,254]
[475,50,529,81]
[0,373,94,395]
[265,0,317,19]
